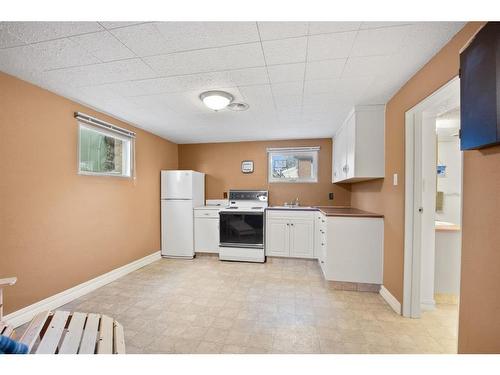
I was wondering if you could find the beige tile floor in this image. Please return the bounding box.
[35,255,459,353]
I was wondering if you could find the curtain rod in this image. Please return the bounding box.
[74,112,136,138]
[266,146,320,152]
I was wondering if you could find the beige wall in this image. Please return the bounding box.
[351,22,500,353]
[459,145,500,353]
[179,138,351,207]
[0,72,178,314]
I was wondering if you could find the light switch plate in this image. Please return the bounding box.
[393,173,398,186]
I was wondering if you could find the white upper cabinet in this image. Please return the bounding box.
[332,105,385,183]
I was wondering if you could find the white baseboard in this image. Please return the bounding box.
[421,299,436,311]
[380,285,402,315]
[4,251,161,328]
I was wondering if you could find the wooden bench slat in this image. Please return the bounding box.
[78,313,100,354]
[97,315,113,354]
[58,312,87,354]
[36,310,70,354]
[19,311,51,352]
[3,324,14,338]
[113,321,125,354]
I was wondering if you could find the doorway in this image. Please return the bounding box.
[403,77,462,329]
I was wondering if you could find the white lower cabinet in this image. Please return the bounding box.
[194,207,220,253]
[320,216,384,284]
[314,212,327,264]
[289,219,314,258]
[266,219,290,257]
[266,211,315,259]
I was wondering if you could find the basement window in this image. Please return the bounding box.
[267,147,319,183]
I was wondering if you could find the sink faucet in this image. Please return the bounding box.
[284,197,300,207]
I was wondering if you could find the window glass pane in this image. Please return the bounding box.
[268,149,318,183]
[79,125,131,177]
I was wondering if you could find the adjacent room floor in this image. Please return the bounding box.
[18,255,458,354]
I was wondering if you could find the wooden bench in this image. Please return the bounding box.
[1,277,125,354]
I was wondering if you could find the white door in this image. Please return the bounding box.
[345,114,356,179]
[161,170,193,200]
[289,219,314,258]
[194,218,219,253]
[266,219,290,257]
[161,200,194,257]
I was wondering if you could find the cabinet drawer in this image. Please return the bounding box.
[194,209,220,219]
[266,210,315,220]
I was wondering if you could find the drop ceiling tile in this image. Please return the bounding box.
[307,31,357,61]
[0,38,100,72]
[69,31,135,62]
[99,21,147,30]
[266,63,305,83]
[143,43,265,77]
[223,66,269,86]
[109,23,172,56]
[257,22,309,40]
[155,22,260,51]
[402,22,466,54]
[360,22,413,30]
[262,37,307,65]
[273,95,302,110]
[308,22,361,35]
[44,58,156,87]
[350,25,412,57]
[303,79,337,96]
[305,58,346,81]
[2,22,103,44]
[111,22,260,57]
[0,23,25,48]
[34,38,101,69]
[271,81,304,97]
[238,84,275,108]
[342,55,391,78]
[97,67,268,98]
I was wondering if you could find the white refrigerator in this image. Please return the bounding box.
[161,170,205,258]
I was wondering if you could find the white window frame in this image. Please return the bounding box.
[78,122,134,178]
[267,147,319,184]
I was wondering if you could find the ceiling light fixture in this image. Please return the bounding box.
[199,90,233,111]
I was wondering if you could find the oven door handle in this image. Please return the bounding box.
[219,242,264,249]
[220,211,264,215]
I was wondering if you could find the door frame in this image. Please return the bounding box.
[403,76,460,318]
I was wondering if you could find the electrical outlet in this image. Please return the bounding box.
[329,192,334,200]
[223,191,228,199]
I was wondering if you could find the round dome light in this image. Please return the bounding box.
[199,90,233,111]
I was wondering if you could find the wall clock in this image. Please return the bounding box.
[241,160,254,174]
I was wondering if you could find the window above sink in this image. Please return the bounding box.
[267,146,319,183]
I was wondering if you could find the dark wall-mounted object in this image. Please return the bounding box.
[460,22,500,150]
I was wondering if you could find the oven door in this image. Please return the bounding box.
[219,211,264,248]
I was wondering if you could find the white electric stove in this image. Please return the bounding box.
[218,190,268,263]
